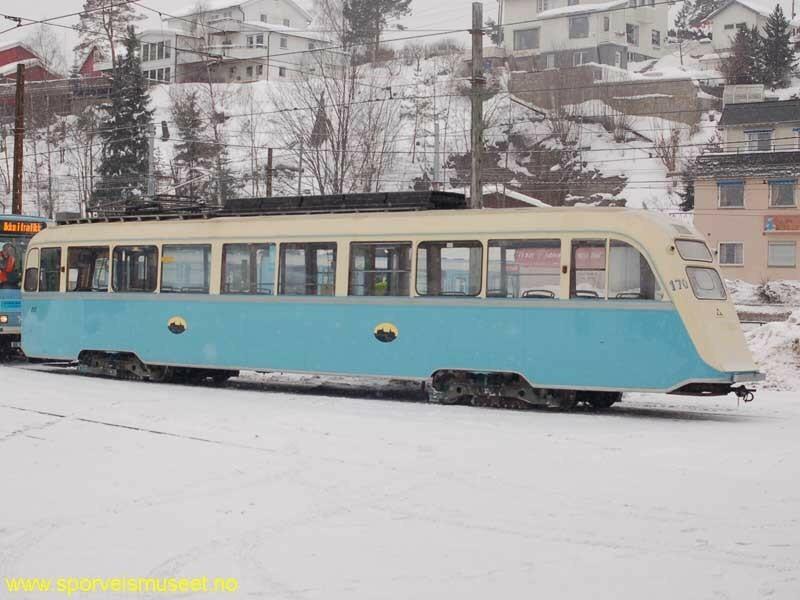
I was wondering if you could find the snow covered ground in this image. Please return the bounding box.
[2,366,799,599]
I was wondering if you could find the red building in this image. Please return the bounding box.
[0,42,61,82]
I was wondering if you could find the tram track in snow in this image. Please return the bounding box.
[6,361,759,423]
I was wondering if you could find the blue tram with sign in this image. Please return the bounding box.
[0,215,47,357]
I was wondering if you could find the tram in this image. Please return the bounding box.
[20,194,762,408]
[0,214,47,358]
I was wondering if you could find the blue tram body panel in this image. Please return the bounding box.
[22,295,725,392]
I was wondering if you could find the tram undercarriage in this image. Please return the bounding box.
[429,370,621,410]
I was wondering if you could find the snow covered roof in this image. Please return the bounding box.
[695,150,800,177]
[719,99,800,126]
[535,0,628,20]
[454,185,550,207]
[0,41,37,55]
[703,0,773,21]
[0,58,41,77]
[172,0,312,22]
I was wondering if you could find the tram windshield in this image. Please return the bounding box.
[0,235,30,290]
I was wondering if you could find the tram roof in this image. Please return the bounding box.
[33,207,701,245]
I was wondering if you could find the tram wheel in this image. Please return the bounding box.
[583,392,622,410]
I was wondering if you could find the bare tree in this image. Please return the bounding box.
[26,26,67,77]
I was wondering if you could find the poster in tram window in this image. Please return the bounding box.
[573,246,607,269]
[514,247,562,269]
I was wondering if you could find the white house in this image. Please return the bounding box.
[498,0,670,71]
[702,0,775,52]
[100,0,332,83]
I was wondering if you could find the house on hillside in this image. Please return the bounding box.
[497,0,670,71]
[0,42,62,82]
[693,98,800,283]
[702,0,774,52]
[95,0,333,84]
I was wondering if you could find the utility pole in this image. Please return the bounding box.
[266,148,273,198]
[146,123,156,199]
[433,121,441,191]
[12,64,25,215]
[297,143,304,196]
[470,2,485,210]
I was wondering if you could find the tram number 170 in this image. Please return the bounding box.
[669,279,690,292]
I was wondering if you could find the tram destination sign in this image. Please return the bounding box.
[1,220,45,235]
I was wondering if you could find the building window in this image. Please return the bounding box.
[256,34,264,46]
[141,44,149,62]
[283,18,291,27]
[614,51,622,67]
[349,243,412,297]
[573,51,589,66]
[568,0,579,5]
[651,29,661,48]
[279,243,337,296]
[161,245,211,294]
[569,15,589,38]
[770,180,797,207]
[603,16,610,31]
[164,67,170,81]
[626,23,639,46]
[279,66,287,77]
[488,239,561,299]
[545,53,555,69]
[257,64,264,75]
[156,68,164,81]
[280,37,288,48]
[112,246,159,292]
[229,67,236,76]
[164,43,171,59]
[246,65,253,77]
[536,0,549,11]
[513,28,540,50]
[718,180,745,208]
[745,129,772,152]
[768,242,796,268]
[247,35,254,47]
[416,241,483,296]
[260,13,268,22]
[724,23,734,30]
[156,41,164,60]
[718,242,744,266]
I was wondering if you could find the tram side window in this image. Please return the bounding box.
[67,247,109,292]
[608,240,663,300]
[349,242,411,296]
[488,239,561,299]
[23,248,38,292]
[279,243,336,296]
[222,243,276,294]
[161,245,211,294]
[113,246,159,293]
[39,248,62,292]
[416,241,482,296]
[570,239,606,299]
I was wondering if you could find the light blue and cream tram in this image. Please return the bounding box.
[20,199,762,408]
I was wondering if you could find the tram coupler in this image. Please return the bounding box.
[732,385,755,403]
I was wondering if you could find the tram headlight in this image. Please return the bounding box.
[0,315,7,324]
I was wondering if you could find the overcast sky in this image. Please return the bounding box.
[1,0,490,66]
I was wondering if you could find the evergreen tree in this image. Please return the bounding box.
[94,27,153,213]
[207,150,244,208]
[721,27,762,84]
[74,0,145,69]
[760,4,797,88]
[485,18,504,47]
[171,90,217,201]
[674,0,694,66]
[343,0,412,58]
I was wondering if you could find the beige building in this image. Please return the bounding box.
[693,99,800,284]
